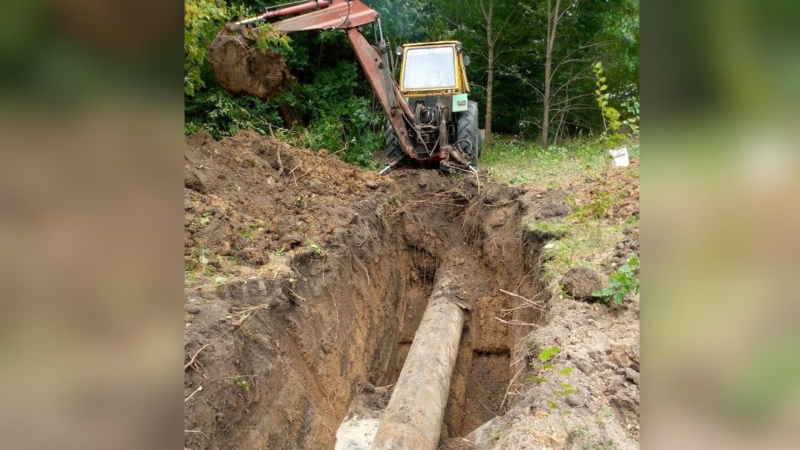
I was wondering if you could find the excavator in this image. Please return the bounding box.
[214,0,482,175]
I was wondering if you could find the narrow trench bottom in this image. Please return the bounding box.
[335,417,382,450]
[333,263,513,450]
[333,352,511,449]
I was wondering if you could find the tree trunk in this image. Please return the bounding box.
[484,0,495,149]
[541,0,562,150]
[541,52,551,149]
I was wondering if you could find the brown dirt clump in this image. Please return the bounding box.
[208,34,295,100]
[560,266,603,300]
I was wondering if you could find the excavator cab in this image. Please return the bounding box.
[398,42,469,99]
[385,41,481,172]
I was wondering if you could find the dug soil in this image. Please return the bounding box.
[184,130,640,449]
[208,34,295,100]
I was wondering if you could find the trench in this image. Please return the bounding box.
[190,177,549,450]
[335,250,517,449]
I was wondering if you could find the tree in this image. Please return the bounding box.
[541,0,578,149]
[477,0,522,149]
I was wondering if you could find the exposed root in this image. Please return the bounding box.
[185,344,210,371]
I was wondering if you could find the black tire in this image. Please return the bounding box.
[456,101,480,166]
[385,120,404,161]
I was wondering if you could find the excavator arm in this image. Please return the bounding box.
[227,0,416,167]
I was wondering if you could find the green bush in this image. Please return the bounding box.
[592,254,640,305]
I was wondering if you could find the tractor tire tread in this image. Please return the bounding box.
[456,101,480,166]
[385,120,404,161]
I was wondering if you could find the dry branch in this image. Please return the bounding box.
[184,344,210,370]
[499,289,546,312]
[231,304,270,315]
[296,146,346,182]
[184,385,203,402]
[494,317,538,327]
[352,252,370,286]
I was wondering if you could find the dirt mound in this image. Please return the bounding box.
[483,294,640,450]
[208,34,295,100]
[184,129,387,281]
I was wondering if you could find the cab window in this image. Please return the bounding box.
[402,46,456,90]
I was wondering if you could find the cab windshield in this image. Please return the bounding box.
[402,46,456,90]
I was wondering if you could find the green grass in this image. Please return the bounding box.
[527,216,630,292]
[481,138,637,190]
[481,136,640,294]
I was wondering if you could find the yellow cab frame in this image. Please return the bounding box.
[398,41,471,98]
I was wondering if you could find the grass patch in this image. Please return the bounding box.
[484,136,639,294]
[481,137,639,190]
[527,216,628,292]
[481,138,610,190]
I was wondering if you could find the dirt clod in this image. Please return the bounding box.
[560,266,603,300]
[534,202,570,219]
[208,34,295,100]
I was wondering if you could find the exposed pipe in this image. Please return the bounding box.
[370,262,467,450]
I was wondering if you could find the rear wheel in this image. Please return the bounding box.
[456,101,480,166]
[385,121,404,162]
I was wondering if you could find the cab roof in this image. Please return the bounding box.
[402,41,459,49]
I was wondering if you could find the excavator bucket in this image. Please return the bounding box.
[208,0,377,101]
[208,31,295,101]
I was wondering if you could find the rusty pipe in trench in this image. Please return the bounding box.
[370,264,467,450]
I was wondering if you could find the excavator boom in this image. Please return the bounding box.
[259,0,378,32]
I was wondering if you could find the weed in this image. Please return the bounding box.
[348,416,359,428]
[527,346,578,431]
[234,374,249,392]
[509,174,528,185]
[592,254,639,305]
[576,427,616,450]
[575,407,616,449]
[184,271,196,287]
[306,239,322,254]
[479,428,502,449]
[239,225,266,243]
[274,245,286,256]
[200,212,211,226]
[185,248,215,284]
[526,218,572,238]
[566,190,615,221]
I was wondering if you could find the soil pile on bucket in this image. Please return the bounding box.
[208,34,295,100]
